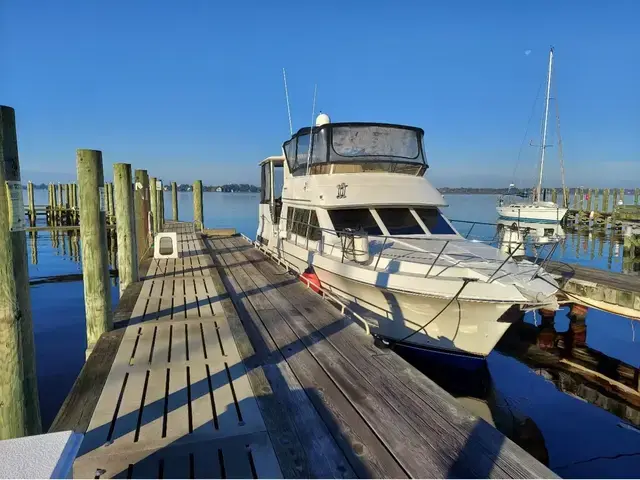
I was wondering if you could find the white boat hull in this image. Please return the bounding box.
[273,241,517,357]
[316,268,515,357]
[497,204,568,223]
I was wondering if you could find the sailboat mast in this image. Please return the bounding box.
[536,47,554,202]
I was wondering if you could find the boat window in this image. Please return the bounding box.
[260,163,271,204]
[414,208,456,235]
[286,207,294,233]
[332,125,422,162]
[376,208,425,235]
[292,134,310,177]
[328,209,383,235]
[308,210,322,241]
[292,208,310,236]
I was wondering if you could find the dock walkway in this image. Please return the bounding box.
[540,259,640,317]
[52,221,555,478]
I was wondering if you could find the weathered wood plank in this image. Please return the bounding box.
[235,236,557,479]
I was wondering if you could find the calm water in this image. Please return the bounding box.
[25,190,640,477]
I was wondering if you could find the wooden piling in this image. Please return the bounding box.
[77,149,112,353]
[586,188,593,212]
[134,169,149,262]
[158,180,165,231]
[578,187,584,212]
[141,171,151,246]
[619,188,625,205]
[113,164,138,296]
[105,182,112,225]
[171,181,178,221]
[149,176,158,236]
[603,188,610,213]
[47,184,53,225]
[0,105,42,438]
[193,180,203,230]
[551,188,557,204]
[613,188,618,209]
[27,181,35,226]
[593,189,601,213]
[635,188,639,206]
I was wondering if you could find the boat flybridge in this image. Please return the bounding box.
[256,114,560,358]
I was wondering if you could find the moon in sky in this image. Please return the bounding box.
[524,49,532,56]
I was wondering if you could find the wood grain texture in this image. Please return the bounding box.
[229,236,557,479]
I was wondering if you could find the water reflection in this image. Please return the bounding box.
[497,307,640,427]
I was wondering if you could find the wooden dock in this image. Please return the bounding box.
[51,221,555,478]
[540,259,640,318]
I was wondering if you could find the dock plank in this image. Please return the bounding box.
[227,235,557,479]
[53,222,554,479]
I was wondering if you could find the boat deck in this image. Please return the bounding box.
[51,222,556,478]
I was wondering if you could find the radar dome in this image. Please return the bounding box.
[315,113,331,126]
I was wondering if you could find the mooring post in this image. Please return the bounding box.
[105,182,112,225]
[194,179,203,230]
[158,180,165,231]
[172,181,178,221]
[149,176,158,237]
[603,188,610,213]
[47,184,53,225]
[593,189,601,213]
[141,171,151,246]
[57,183,63,223]
[635,188,639,206]
[77,149,113,355]
[586,188,593,212]
[134,169,149,262]
[27,181,35,226]
[0,106,42,438]
[619,188,625,205]
[551,188,557,204]
[613,188,619,209]
[113,163,138,296]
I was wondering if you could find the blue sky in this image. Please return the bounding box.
[2,0,638,187]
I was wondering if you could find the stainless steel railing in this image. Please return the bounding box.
[264,214,562,283]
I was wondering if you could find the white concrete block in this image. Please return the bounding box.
[0,430,83,479]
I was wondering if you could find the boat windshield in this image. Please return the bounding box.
[283,123,427,176]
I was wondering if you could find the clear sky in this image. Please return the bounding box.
[1,0,638,187]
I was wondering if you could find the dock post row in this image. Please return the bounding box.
[0,104,209,442]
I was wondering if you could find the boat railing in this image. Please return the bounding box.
[276,215,561,282]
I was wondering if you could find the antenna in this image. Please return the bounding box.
[282,68,293,136]
[305,84,317,176]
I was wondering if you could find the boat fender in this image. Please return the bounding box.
[300,270,321,294]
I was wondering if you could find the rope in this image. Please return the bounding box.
[396,278,475,344]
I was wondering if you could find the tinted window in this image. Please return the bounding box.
[328,209,382,235]
[308,210,322,241]
[376,208,424,235]
[286,206,293,232]
[292,208,310,236]
[415,208,456,235]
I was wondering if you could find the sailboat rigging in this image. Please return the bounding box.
[497,47,568,223]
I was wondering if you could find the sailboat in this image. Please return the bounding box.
[497,47,568,223]
[255,113,560,358]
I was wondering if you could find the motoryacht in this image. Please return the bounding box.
[256,114,560,357]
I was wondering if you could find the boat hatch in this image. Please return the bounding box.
[282,123,428,177]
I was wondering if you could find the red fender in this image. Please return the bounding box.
[300,271,321,294]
